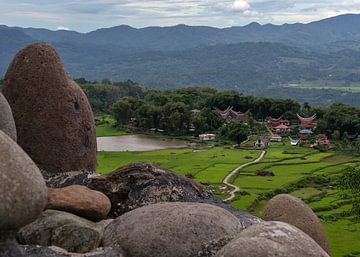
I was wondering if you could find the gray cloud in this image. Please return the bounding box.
[0,0,359,31]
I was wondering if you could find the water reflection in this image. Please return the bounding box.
[97,134,189,151]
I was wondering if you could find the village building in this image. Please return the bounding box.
[266,116,293,134]
[270,135,282,142]
[266,116,282,127]
[199,134,216,141]
[347,133,359,141]
[289,137,300,146]
[274,124,291,134]
[316,134,330,146]
[254,137,268,148]
[215,106,249,122]
[300,128,313,140]
[297,114,317,130]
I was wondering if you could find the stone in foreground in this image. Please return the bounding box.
[103,202,245,257]
[214,221,329,257]
[18,210,110,253]
[0,130,47,231]
[20,245,122,257]
[46,185,111,221]
[263,194,330,254]
[44,162,262,227]
[0,92,17,141]
[2,43,96,174]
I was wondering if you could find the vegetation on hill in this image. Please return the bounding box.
[1,14,360,106]
[79,80,360,152]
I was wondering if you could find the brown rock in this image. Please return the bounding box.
[46,185,111,221]
[103,202,245,257]
[0,92,17,141]
[263,194,330,254]
[2,43,96,174]
[44,163,262,226]
[214,221,329,257]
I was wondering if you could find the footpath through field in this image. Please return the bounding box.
[223,150,266,202]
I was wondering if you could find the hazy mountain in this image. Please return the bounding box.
[0,13,360,98]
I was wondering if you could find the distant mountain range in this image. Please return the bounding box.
[1,13,360,105]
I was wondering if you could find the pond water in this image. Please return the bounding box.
[97,134,190,151]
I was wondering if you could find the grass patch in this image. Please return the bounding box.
[95,114,128,137]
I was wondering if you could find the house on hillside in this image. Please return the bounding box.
[297,114,317,130]
[274,124,291,134]
[270,135,282,142]
[254,137,268,149]
[316,134,330,147]
[289,137,300,146]
[199,134,216,141]
[266,116,293,134]
[215,106,249,123]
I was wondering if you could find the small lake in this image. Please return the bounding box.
[97,134,190,151]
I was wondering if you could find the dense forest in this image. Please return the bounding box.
[76,79,360,147]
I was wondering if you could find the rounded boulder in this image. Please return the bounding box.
[2,43,96,173]
[214,221,330,257]
[102,202,245,257]
[0,92,17,141]
[263,194,330,254]
[0,130,47,231]
[46,185,111,221]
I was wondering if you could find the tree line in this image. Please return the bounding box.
[77,79,360,146]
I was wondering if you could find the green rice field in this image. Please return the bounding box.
[97,141,360,257]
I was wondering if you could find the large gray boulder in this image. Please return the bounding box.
[2,43,96,174]
[20,245,122,257]
[214,221,329,257]
[102,202,245,257]
[0,92,17,141]
[44,163,261,226]
[0,233,25,257]
[18,210,112,253]
[263,194,330,254]
[0,130,47,231]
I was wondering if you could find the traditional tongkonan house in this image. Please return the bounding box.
[266,116,282,128]
[274,124,291,134]
[215,106,249,122]
[266,116,293,133]
[347,133,359,142]
[297,114,317,130]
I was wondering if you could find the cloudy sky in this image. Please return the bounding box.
[0,0,359,32]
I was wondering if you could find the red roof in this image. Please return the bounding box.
[319,139,330,145]
[275,124,290,129]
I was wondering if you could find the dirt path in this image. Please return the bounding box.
[223,150,266,202]
[265,124,275,136]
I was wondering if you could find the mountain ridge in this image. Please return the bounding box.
[1,13,360,106]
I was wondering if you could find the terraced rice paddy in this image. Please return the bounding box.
[97,141,360,257]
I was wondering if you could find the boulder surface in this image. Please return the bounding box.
[44,163,261,226]
[0,92,17,141]
[103,202,245,257]
[2,43,96,174]
[20,245,122,257]
[263,194,330,254]
[0,129,47,231]
[18,210,110,253]
[214,221,330,257]
[46,185,111,221]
